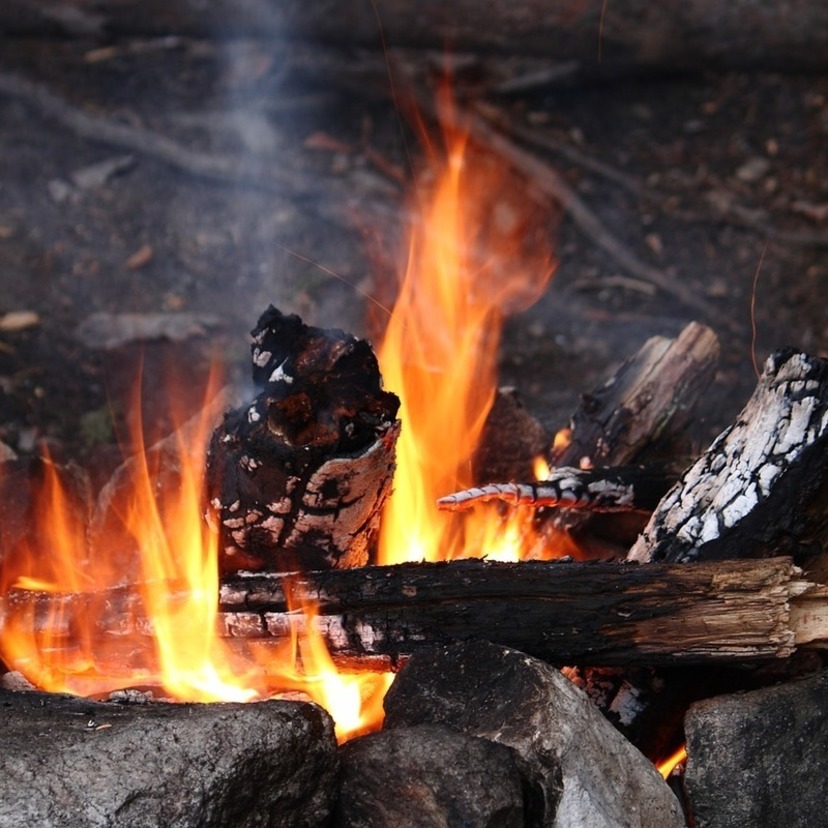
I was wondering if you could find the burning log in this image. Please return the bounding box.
[9,557,828,669]
[628,349,828,564]
[436,463,677,513]
[215,556,828,667]
[206,306,400,574]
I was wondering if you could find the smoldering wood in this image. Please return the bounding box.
[9,557,824,669]
[526,321,718,549]
[628,349,828,564]
[4,0,828,70]
[215,557,826,666]
[472,387,550,484]
[551,321,719,470]
[206,306,400,573]
[437,464,678,513]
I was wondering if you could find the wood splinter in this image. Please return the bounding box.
[437,464,678,513]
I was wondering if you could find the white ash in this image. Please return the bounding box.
[269,359,294,384]
[252,347,271,367]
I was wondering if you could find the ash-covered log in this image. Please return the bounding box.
[206,306,399,573]
[628,349,828,564]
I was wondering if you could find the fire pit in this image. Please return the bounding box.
[2,10,828,828]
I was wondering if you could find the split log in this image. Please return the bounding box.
[206,306,400,573]
[550,321,719,471]
[628,349,828,564]
[3,1,828,70]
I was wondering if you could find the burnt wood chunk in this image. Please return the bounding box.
[207,306,399,573]
[628,349,828,564]
[551,321,719,470]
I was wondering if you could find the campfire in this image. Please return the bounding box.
[3,78,828,828]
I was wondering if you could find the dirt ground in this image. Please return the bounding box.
[0,36,826,475]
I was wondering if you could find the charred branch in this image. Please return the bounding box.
[437,464,677,514]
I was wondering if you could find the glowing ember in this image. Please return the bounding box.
[377,84,556,566]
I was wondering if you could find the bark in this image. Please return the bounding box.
[628,350,828,564]
[3,1,828,70]
[206,306,399,573]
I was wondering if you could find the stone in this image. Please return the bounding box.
[383,640,684,828]
[0,690,338,827]
[684,669,828,828]
[334,723,530,828]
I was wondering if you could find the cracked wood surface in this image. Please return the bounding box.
[628,350,828,563]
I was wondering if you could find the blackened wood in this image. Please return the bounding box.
[628,350,828,564]
[8,557,826,668]
[437,464,678,513]
[217,556,819,666]
[206,306,399,573]
[551,321,719,470]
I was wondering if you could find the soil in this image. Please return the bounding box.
[0,36,826,478]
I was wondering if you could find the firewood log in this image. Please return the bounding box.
[628,350,828,564]
[206,306,400,573]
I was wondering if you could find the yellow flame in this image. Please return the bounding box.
[0,372,389,740]
[657,745,688,779]
[377,84,556,566]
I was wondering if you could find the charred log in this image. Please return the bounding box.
[8,558,828,668]
[628,350,828,564]
[217,557,825,667]
[551,321,719,471]
[206,306,399,573]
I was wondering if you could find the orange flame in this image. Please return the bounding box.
[378,84,556,565]
[0,372,388,740]
[657,745,688,779]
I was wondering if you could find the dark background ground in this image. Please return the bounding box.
[0,35,826,477]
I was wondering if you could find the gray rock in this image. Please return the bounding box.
[334,723,528,828]
[0,689,338,827]
[383,640,684,828]
[685,669,828,828]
